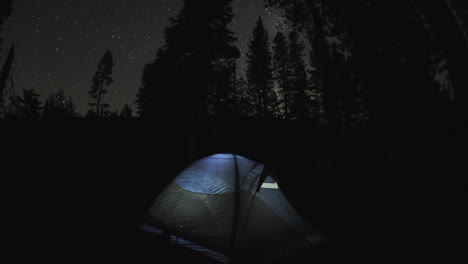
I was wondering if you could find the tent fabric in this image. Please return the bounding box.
[143,154,323,262]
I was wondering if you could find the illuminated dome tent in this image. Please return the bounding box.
[141,154,324,263]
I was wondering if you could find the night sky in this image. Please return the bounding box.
[1,0,285,114]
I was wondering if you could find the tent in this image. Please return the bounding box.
[141,154,324,263]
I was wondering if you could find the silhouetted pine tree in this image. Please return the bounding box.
[0,0,14,109]
[246,17,274,118]
[267,0,344,133]
[137,0,239,120]
[89,50,113,118]
[14,87,42,121]
[272,31,290,118]
[0,44,15,109]
[42,88,78,120]
[136,61,156,118]
[288,29,309,119]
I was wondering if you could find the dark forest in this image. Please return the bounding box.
[1,0,467,263]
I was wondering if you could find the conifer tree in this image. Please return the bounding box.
[246,17,274,117]
[288,29,309,119]
[137,0,239,119]
[272,31,290,118]
[89,51,114,118]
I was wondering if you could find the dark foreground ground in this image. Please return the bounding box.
[2,118,466,263]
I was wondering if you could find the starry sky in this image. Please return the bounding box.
[1,0,286,114]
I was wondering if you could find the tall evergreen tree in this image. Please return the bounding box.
[89,50,114,118]
[266,0,344,133]
[136,61,156,118]
[0,0,14,110]
[246,17,274,117]
[0,44,14,108]
[272,31,290,118]
[137,0,239,120]
[288,29,309,119]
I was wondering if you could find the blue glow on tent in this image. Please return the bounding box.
[175,154,236,194]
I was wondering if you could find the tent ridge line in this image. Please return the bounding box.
[229,154,241,257]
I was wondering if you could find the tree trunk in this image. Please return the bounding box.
[0,44,14,104]
[97,78,105,117]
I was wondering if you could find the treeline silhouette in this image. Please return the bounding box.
[136,1,328,123]
[1,0,465,138]
[132,0,466,139]
[0,49,134,121]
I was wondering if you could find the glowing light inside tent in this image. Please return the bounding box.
[261,182,279,189]
[175,154,237,194]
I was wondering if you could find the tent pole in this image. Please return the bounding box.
[229,154,241,260]
[237,165,269,244]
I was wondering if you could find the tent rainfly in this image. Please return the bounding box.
[141,154,324,263]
